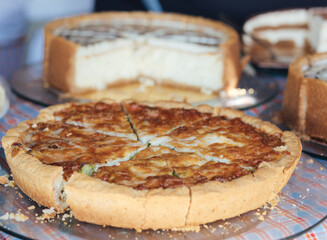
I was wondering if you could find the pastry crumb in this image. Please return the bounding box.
[61,213,71,221]
[306,159,314,164]
[36,207,57,220]
[28,205,35,210]
[0,211,29,222]
[0,174,9,185]
[2,175,16,188]
[269,196,280,208]
[258,215,264,221]
[172,225,200,232]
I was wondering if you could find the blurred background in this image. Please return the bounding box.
[0,0,326,80]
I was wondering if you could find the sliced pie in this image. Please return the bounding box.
[2,100,301,230]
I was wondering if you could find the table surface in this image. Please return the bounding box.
[0,72,326,240]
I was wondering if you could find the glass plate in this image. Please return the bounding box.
[0,148,326,239]
[10,64,278,110]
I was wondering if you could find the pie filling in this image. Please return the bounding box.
[17,101,289,189]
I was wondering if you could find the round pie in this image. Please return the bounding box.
[2,99,301,231]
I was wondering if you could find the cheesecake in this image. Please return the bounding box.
[243,8,327,64]
[43,12,243,97]
[282,52,327,142]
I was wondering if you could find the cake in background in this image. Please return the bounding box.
[0,75,10,119]
[282,52,327,142]
[243,8,327,65]
[43,12,243,99]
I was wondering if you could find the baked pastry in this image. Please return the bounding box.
[283,52,327,142]
[2,100,301,230]
[243,8,327,64]
[43,12,242,96]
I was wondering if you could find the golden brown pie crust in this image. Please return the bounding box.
[2,100,301,231]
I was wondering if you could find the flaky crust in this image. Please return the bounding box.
[65,172,190,231]
[43,11,242,95]
[282,52,327,141]
[65,172,147,230]
[2,120,67,212]
[2,100,301,230]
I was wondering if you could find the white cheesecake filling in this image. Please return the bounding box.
[75,42,223,91]
[308,9,327,53]
[303,58,327,80]
[57,18,227,93]
[254,29,308,47]
[244,8,327,54]
[244,9,308,33]
[316,22,327,52]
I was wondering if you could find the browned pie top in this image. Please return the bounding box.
[16,101,289,189]
[94,146,251,190]
[54,102,136,139]
[123,101,212,142]
[150,117,287,168]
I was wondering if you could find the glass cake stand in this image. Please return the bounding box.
[10,64,278,110]
[0,148,326,240]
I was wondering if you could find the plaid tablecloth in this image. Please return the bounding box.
[0,75,326,240]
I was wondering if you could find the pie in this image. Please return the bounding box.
[43,12,243,97]
[2,99,301,231]
[283,52,327,142]
[243,7,327,64]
